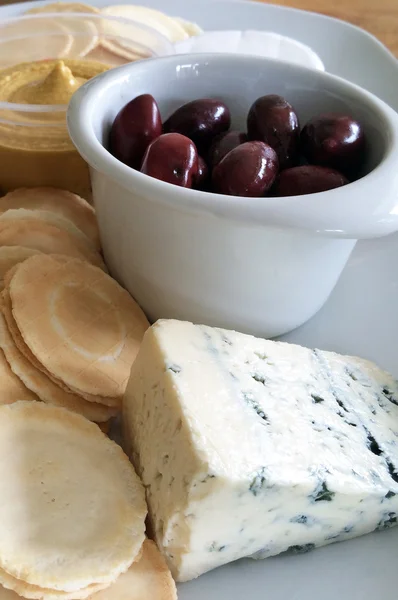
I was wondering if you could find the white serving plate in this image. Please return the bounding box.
[2,0,398,598]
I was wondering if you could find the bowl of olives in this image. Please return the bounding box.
[68,53,398,337]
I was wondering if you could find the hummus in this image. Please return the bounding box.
[8,61,86,105]
[0,59,109,200]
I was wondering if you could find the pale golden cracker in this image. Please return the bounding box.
[3,262,78,383]
[0,312,116,423]
[10,255,149,399]
[26,12,98,58]
[2,272,121,410]
[0,401,147,591]
[73,387,121,408]
[0,221,105,270]
[87,539,177,600]
[100,5,188,42]
[0,210,95,250]
[173,16,203,36]
[0,541,165,600]
[2,266,81,392]
[0,569,108,600]
[0,188,100,249]
[26,3,100,14]
[0,542,145,600]
[0,19,72,67]
[25,3,100,59]
[3,298,120,410]
[99,38,150,63]
[4,263,119,409]
[99,4,187,62]
[0,246,42,284]
[2,285,52,378]
[84,45,129,66]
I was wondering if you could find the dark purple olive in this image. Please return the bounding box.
[300,113,366,176]
[194,156,209,190]
[212,141,278,197]
[141,133,198,187]
[247,94,300,169]
[109,94,162,169]
[273,165,349,197]
[208,131,248,168]
[163,99,231,153]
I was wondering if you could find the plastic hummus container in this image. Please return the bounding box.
[0,13,173,199]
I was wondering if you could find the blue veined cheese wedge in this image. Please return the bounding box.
[123,319,398,582]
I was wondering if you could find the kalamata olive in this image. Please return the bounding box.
[208,131,248,168]
[194,156,209,190]
[163,99,231,153]
[273,165,349,197]
[247,94,300,169]
[300,113,366,176]
[212,141,278,197]
[141,133,198,187]
[109,94,162,169]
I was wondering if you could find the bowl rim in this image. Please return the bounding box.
[0,11,174,114]
[67,52,398,239]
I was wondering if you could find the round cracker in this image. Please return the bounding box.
[2,294,120,411]
[26,16,98,58]
[1,285,118,418]
[2,270,121,410]
[0,542,171,600]
[172,16,203,37]
[99,5,187,61]
[0,541,162,600]
[87,539,177,600]
[101,5,188,42]
[0,401,147,591]
[97,39,148,62]
[0,18,72,67]
[0,188,100,249]
[26,3,100,15]
[0,346,38,406]
[25,4,100,59]
[0,211,94,250]
[71,387,121,408]
[0,220,105,270]
[0,247,43,283]
[84,44,130,66]
[0,568,108,600]
[0,311,116,423]
[9,255,149,399]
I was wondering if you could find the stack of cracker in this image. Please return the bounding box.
[0,401,177,600]
[23,2,203,66]
[0,188,105,273]
[0,187,150,425]
[0,189,176,600]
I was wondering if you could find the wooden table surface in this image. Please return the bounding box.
[0,0,397,56]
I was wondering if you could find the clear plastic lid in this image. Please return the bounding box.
[0,12,174,128]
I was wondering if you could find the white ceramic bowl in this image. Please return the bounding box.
[68,53,398,338]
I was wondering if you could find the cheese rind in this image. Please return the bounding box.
[123,320,398,582]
